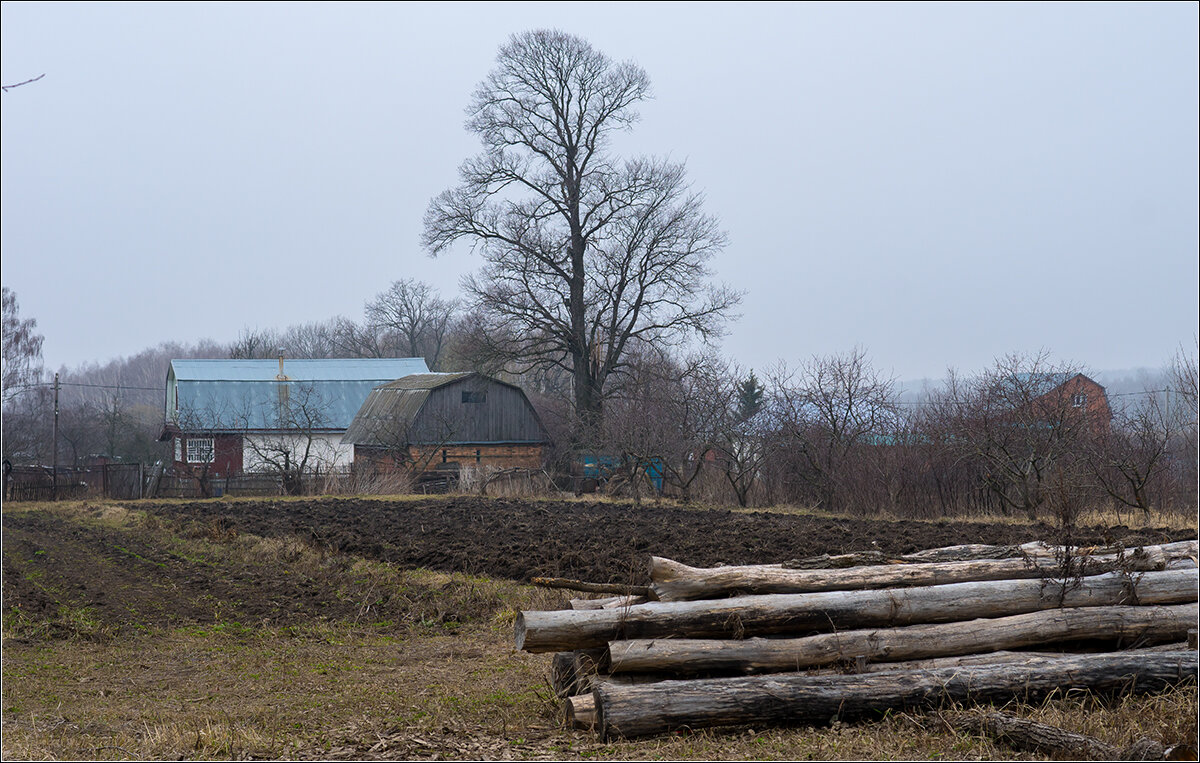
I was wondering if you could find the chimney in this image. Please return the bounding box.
[276,350,289,381]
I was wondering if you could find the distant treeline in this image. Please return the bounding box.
[3,283,1196,520]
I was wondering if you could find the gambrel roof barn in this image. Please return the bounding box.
[342,372,549,449]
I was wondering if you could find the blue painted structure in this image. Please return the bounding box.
[580,453,664,492]
[165,358,429,431]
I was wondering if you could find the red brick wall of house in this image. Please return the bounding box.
[1034,374,1112,435]
[173,434,243,476]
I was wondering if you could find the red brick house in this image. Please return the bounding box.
[1026,372,1112,436]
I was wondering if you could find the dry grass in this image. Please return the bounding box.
[4,619,1195,761]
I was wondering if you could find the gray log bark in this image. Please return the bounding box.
[607,603,1197,674]
[782,540,1192,569]
[574,646,1195,704]
[848,643,1189,674]
[853,649,1074,674]
[515,567,1198,653]
[651,541,1198,601]
[533,577,651,596]
[783,542,1042,568]
[571,595,649,610]
[594,650,1198,740]
[607,646,1193,680]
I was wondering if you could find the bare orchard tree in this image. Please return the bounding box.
[171,404,239,499]
[240,382,339,495]
[1167,340,1198,506]
[1085,391,1172,520]
[710,366,772,508]
[280,321,340,359]
[927,353,1095,520]
[769,348,899,513]
[657,355,737,502]
[364,279,458,368]
[423,30,739,435]
[596,351,728,503]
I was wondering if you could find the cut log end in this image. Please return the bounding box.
[566,694,597,730]
[514,611,527,652]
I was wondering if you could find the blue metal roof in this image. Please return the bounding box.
[167,358,429,431]
[170,358,428,382]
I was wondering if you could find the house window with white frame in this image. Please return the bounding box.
[1072,393,1087,408]
[186,437,215,464]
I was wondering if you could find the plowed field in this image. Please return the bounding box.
[4,496,1193,630]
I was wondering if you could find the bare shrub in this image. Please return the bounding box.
[322,466,413,497]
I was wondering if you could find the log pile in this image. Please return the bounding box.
[518,539,1199,745]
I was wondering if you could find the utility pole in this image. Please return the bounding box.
[52,372,60,500]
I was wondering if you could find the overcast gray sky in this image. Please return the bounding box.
[3,1,1196,381]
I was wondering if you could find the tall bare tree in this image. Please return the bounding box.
[423,29,739,434]
[364,279,458,368]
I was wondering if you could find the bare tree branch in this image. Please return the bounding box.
[2,73,45,92]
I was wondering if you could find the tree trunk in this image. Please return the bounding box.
[782,541,1047,568]
[651,541,1198,600]
[607,603,1197,674]
[532,577,651,596]
[574,645,1200,711]
[594,651,1198,740]
[851,649,1080,674]
[948,709,1182,761]
[848,642,1190,674]
[571,595,650,610]
[514,567,1198,652]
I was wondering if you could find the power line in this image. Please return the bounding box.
[5,381,161,392]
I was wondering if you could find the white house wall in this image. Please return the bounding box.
[241,432,354,473]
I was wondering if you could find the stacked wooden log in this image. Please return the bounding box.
[516,540,1199,744]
